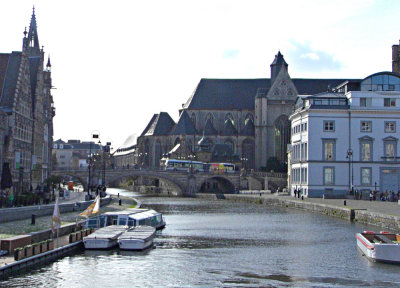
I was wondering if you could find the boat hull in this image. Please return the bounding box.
[356,233,400,264]
[119,239,153,251]
[84,239,118,250]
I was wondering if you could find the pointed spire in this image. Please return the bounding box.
[27,6,40,51]
[270,51,288,83]
[46,55,52,72]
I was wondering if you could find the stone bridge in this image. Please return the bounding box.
[51,168,287,196]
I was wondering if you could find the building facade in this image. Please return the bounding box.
[0,9,54,193]
[289,72,400,198]
[53,139,102,170]
[134,52,350,171]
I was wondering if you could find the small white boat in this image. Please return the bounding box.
[118,226,156,251]
[85,208,166,230]
[83,225,128,249]
[356,231,400,264]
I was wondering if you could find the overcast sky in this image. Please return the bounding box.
[0,0,399,149]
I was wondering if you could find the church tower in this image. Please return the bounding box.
[255,52,298,170]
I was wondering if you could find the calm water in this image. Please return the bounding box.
[2,188,400,287]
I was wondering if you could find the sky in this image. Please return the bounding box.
[0,0,399,149]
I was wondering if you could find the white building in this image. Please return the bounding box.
[289,72,400,198]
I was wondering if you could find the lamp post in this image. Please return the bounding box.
[102,141,112,187]
[346,148,353,194]
[87,131,99,197]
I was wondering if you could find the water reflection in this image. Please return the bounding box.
[3,188,400,288]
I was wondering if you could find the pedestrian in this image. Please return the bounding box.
[369,191,373,201]
[294,189,297,198]
[8,192,14,207]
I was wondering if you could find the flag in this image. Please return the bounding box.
[79,195,100,217]
[52,197,61,233]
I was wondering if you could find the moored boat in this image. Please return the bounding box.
[118,226,156,251]
[83,225,128,249]
[85,208,166,230]
[356,231,400,264]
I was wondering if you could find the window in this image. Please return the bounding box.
[360,98,366,107]
[360,141,372,161]
[361,168,372,186]
[323,140,335,161]
[324,167,334,185]
[361,121,372,132]
[323,121,335,132]
[384,141,396,160]
[385,121,396,133]
[384,98,396,107]
[389,84,395,91]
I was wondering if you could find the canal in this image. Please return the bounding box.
[2,188,400,287]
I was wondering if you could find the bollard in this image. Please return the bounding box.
[344,200,346,206]
[119,199,122,206]
[31,214,36,225]
[118,193,120,198]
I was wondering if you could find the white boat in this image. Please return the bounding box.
[356,231,400,264]
[118,226,156,251]
[83,225,128,249]
[85,208,166,230]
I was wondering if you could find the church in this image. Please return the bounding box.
[132,52,350,171]
[0,9,55,193]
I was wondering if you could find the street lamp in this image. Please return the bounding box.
[102,141,112,187]
[346,148,353,194]
[87,131,99,197]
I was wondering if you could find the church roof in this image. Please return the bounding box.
[141,112,175,136]
[0,52,22,109]
[170,110,197,135]
[182,78,355,110]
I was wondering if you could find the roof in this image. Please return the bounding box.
[183,78,353,110]
[0,52,22,109]
[170,110,197,135]
[183,78,270,110]
[144,112,175,136]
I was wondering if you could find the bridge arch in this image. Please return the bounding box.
[50,172,88,189]
[198,175,236,194]
[107,170,187,195]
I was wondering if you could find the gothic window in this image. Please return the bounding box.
[225,139,235,153]
[242,138,255,169]
[287,89,293,96]
[244,114,254,125]
[274,89,279,96]
[155,140,162,168]
[274,115,290,163]
[225,113,234,125]
[206,113,214,125]
[280,81,286,86]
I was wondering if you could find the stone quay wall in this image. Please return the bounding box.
[0,197,111,223]
[196,194,400,230]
